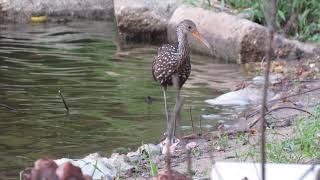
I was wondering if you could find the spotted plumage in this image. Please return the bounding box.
[152,19,210,142]
[152,43,191,88]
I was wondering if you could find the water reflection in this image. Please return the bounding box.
[0,21,250,176]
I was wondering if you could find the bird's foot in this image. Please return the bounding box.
[163,132,178,144]
[165,136,179,145]
[160,137,180,155]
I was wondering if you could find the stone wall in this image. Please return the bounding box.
[0,0,114,23]
[114,0,182,45]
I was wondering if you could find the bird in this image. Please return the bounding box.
[152,19,211,143]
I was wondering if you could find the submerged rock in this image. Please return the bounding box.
[205,87,278,106]
[205,74,283,106]
[252,73,284,85]
[205,77,279,106]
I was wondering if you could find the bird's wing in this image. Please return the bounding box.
[152,44,180,83]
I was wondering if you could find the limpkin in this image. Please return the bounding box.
[152,19,211,142]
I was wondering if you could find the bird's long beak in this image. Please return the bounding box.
[191,31,211,49]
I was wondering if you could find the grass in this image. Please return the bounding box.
[213,134,229,151]
[266,104,320,163]
[234,103,320,163]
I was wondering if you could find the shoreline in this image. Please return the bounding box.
[47,57,319,179]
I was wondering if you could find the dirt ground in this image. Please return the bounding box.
[126,55,320,179]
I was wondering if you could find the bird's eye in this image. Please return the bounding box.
[188,26,192,29]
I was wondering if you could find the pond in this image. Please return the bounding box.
[0,21,250,177]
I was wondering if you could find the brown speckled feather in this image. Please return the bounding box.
[152,44,191,88]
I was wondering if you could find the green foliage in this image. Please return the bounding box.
[266,104,320,163]
[145,146,158,177]
[183,0,212,9]
[149,162,158,177]
[224,0,320,42]
[183,0,199,6]
[191,147,202,158]
[214,135,229,151]
[234,104,320,163]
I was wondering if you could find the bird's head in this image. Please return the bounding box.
[177,19,211,49]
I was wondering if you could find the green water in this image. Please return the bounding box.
[0,21,250,176]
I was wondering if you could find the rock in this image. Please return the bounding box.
[201,114,222,120]
[205,86,278,106]
[114,0,182,44]
[56,162,92,180]
[22,158,92,180]
[109,153,134,173]
[167,5,319,63]
[252,74,284,85]
[55,153,116,180]
[186,142,198,150]
[127,151,140,163]
[24,159,59,180]
[2,0,114,23]
[34,158,58,170]
[155,169,191,180]
[138,143,161,156]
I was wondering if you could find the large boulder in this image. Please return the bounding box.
[1,0,114,23]
[114,0,182,44]
[168,5,319,63]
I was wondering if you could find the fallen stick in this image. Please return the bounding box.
[58,90,69,112]
[249,106,313,129]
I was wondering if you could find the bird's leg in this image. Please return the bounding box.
[171,75,183,143]
[172,87,181,141]
[162,86,170,140]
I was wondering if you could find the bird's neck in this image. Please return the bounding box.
[177,30,189,59]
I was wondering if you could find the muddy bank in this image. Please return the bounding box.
[23,57,318,179]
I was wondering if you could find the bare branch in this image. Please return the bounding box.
[260,0,277,179]
[0,102,17,112]
[189,107,195,134]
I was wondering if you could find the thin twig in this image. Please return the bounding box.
[260,0,276,179]
[58,90,69,112]
[283,13,298,35]
[199,115,202,136]
[189,107,195,134]
[269,86,320,103]
[250,106,313,128]
[0,102,17,112]
[245,86,320,120]
[187,147,192,178]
